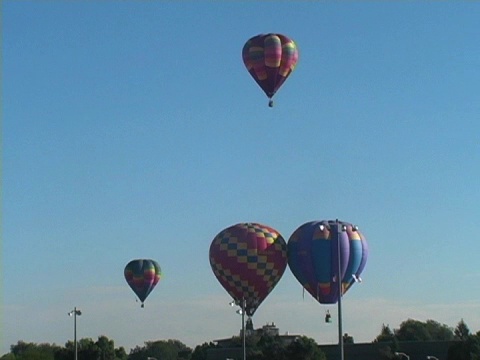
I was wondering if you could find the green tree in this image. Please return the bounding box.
[374,324,396,343]
[378,345,396,360]
[54,336,122,360]
[128,339,191,360]
[77,338,99,360]
[395,318,454,342]
[448,334,480,360]
[455,319,471,341]
[0,354,15,360]
[191,342,217,360]
[285,336,326,360]
[374,323,399,358]
[114,347,128,360]
[395,319,432,341]
[425,319,454,341]
[9,341,60,360]
[343,333,354,344]
[256,335,287,360]
[96,335,116,360]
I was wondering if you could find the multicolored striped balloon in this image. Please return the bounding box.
[288,220,368,304]
[242,33,299,107]
[209,223,288,316]
[124,259,161,307]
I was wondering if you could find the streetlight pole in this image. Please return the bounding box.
[68,307,82,360]
[319,220,362,360]
[336,219,345,360]
[241,298,246,360]
[230,298,247,360]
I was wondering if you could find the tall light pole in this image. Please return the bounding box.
[68,307,82,360]
[320,220,361,360]
[241,298,246,360]
[230,298,246,360]
[336,219,346,360]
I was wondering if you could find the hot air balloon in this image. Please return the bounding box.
[242,33,299,107]
[124,259,161,308]
[209,223,288,317]
[287,220,368,304]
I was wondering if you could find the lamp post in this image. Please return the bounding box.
[230,298,246,360]
[68,307,82,360]
[239,299,246,360]
[336,219,345,360]
[319,220,361,360]
[320,220,346,360]
[395,352,410,360]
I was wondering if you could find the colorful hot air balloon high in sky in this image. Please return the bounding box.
[242,33,299,107]
[209,223,288,317]
[287,220,368,304]
[124,259,162,308]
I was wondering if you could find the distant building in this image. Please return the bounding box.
[208,321,300,359]
[242,320,286,338]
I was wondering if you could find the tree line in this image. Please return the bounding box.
[374,318,480,360]
[2,318,479,360]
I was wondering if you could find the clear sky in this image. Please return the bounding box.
[3,1,480,355]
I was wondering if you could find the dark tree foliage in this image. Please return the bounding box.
[57,338,99,360]
[6,341,60,360]
[447,334,480,360]
[242,334,326,360]
[229,334,261,348]
[1,337,127,360]
[190,342,217,360]
[425,320,455,341]
[115,347,128,360]
[0,354,15,360]
[395,319,433,341]
[127,339,191,360]
[285,336,326,360]
[375,324,395,343]
[60,336,122,360]
[374,328,400,360]
[378,345,396,360]
[455,319,472,341]
[343,333,354,344]
[96,335,116,360]
[394,319,454,341]
[256,335,288,360]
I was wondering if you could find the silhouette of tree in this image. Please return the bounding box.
[455,319,471,341]
[375,324,396,343]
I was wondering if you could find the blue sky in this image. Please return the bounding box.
[3,1,480,355]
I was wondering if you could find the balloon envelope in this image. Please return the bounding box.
[209,223,288,316]
[242,33,299,104]
[287,220,368,304]
[124,259,161,307]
